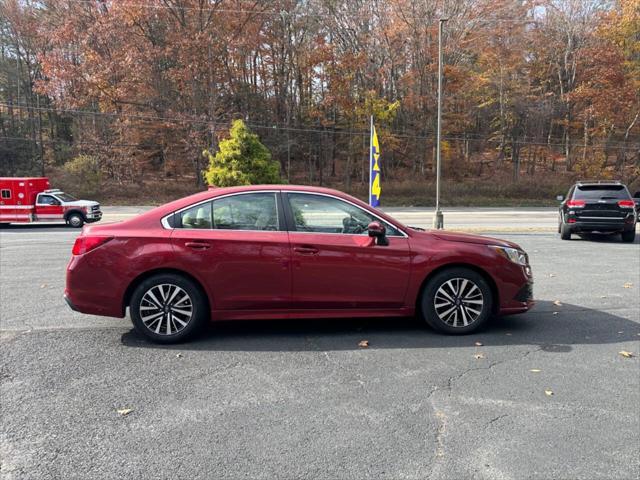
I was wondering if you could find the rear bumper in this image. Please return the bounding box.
[65,254,126,318]
[566,213,636,232]
[64,293,79,312]
[568,221,634,232]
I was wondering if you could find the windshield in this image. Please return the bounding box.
[573,185,629,201]
[55,192,77,202]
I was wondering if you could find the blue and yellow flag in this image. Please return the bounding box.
[369,117,381,207]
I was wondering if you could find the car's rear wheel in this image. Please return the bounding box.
[560,222,572,240]
[420,267,493,334]
[67,213,85,228]
[130,273,207,343]
[621,229,636,243]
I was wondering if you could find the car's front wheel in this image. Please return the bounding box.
[130,273,208,343]
[420,267,493,334]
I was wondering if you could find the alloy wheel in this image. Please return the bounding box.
[139,283,193,336]
[433,277,484,328]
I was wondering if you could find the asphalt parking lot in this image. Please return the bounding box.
[1,222,639,479]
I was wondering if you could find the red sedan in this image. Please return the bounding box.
[65,185,533,343]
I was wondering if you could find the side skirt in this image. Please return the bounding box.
[211,307,415,322]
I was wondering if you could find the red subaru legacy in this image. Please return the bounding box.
[65,185,533,343]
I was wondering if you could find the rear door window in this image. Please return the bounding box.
[573,186,630,201]
[212,193,279,231]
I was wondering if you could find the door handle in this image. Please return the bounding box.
[185,241,211,250]
[293,246,319,255]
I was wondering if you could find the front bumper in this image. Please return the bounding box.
[85,210,102,222]
[499,280,534,315]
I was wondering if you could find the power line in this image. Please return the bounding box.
[2,132,638,151]
[2,102,639,149]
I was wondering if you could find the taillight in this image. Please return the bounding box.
[618,200,635,208]
[566,200,585,208]
[72,236,113,255]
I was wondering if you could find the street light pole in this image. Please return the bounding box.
[433,18,447,230]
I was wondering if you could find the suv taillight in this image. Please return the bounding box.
[566,200,585,208]
[618,200,635,208]
[72,236,113,255]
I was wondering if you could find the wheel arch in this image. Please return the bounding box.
[64,209,86,221]
[122,267,211,317]
[416,263,500,316]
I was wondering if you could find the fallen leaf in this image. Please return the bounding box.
[358,340,369,348]
[530,369,541,373]
[474,353,485,359]
[553,300,562,306]
[117,408,133,416]
[623,282,633,289]
[544,389,554,396]
[474,341,483,346]
[619,351,634,358]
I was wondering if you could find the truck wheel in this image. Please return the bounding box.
[560,223,572,240]
[621,230,636,243]
[67,213,85,228]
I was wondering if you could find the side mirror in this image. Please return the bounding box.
[556,195,564,202]
[367,221,388,246]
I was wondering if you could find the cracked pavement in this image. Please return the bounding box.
[1,226,638,479]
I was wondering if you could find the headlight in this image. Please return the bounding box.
[491,246,528,266]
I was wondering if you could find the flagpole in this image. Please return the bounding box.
[369,115,373,206]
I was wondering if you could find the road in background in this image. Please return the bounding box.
[15,205,560,232]
[1,227,638,479]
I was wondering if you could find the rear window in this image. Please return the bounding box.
[573,185,630,201]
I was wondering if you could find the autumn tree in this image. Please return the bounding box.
[0,0,637,198]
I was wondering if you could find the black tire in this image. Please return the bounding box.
[560,222,572,240]
[621,230,636,243]
[67,212,85,228]
[129,273,208,344]
[420,267,493,334]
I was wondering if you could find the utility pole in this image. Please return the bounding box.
[433,18,448,230]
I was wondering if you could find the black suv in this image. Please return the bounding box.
[558,181,637,242]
